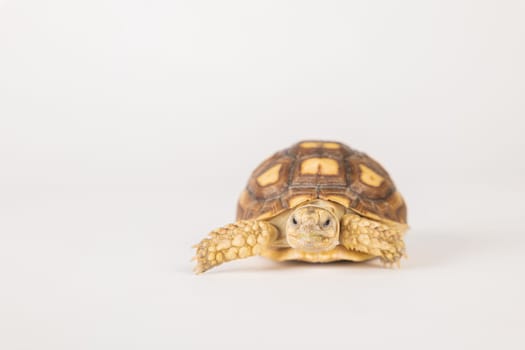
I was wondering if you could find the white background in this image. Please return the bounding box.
[1,1,524,349]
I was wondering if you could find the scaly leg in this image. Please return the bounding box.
[193,220,278,274]
[340,214,408,266]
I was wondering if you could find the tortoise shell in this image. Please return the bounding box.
[237,141,407,224]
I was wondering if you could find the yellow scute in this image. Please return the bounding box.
[299,141,341,149]
[299,141,322,148]
[359,164,384,187]
[288,195,313,208]
[322,142,340,149]
[256,164,282,186]
[324,195,350,208]
[300,158,339,175]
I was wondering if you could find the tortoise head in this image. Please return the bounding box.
[285,202,340,252]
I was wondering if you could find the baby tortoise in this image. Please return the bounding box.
[193,140,408,273]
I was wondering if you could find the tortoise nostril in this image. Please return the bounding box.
[304,218,316,226]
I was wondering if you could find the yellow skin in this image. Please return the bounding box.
[285,204,340,252]
[193,200,407,274]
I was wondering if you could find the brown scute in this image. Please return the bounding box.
[292,157,346,186]
[346,153,395,200]
[236,140,407,224]
[396,202,408,224]
[247,151,292,199]
[282,187,317,208]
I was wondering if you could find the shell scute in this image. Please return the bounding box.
[237,141,407,224]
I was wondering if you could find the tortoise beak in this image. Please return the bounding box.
[298,224,334,238]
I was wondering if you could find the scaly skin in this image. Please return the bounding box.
[340,214,407,265]
[193,220,278,274]
[193,212,407,273]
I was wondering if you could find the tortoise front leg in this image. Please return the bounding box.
[340,214,408,265]
[193,220,278,274]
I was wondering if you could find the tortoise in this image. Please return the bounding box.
[193,140,408,273]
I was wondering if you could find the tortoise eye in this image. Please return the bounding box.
[292,217,298,225]
[323,219,331,227]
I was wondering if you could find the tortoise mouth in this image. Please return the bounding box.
[287,233,339,252]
